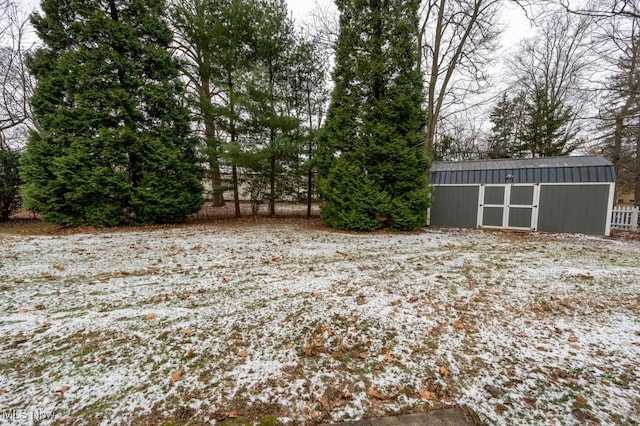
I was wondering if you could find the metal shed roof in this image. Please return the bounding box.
[430,156,616,185]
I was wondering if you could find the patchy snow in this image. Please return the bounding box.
[0,225,639,425]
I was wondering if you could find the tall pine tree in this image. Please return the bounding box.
[318,0,430,231]
[518,88,578,158]
[21,0,203,226]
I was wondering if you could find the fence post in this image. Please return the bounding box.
[632,207,639,231]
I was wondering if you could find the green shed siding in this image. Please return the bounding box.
[537,185,610,235]
[430,186,478,227]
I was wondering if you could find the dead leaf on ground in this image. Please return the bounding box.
[342,391,352,400]
[185,347,194,358]
[145,313,157,320]
[318,397,330,409]
[575,394,588,406]
[170,365,185,383]
[568,336,578,342]
[55,386,70,396]
[439,365,450,378]
[383,353,394,362]
[358,351,369,360]
[238,350,248,358]
[181,328,192,336]
[453,321,465,330]
[368,386,390,400]
[418,387,436,400]
[283,287,290,292]
[576,273,594,280]
[53,263,65,271]
[484,384,504,398]
[228,411,239,419]
[0,387,4,395]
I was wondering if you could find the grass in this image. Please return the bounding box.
[0,218,639,425]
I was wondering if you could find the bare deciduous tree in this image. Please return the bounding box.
[594,1,640,201]
[507,10,594,153]
[419,0,503,154]
[555,0,640,20]
[0,0,34,150]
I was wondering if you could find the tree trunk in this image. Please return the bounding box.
[269,154,276,216]
[232,163,240,217]
[635,120,640,206]
[613,116,623,178]
[307,167,313,217]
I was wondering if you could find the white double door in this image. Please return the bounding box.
[478,184,540,230]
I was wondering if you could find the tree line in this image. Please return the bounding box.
[0,0,639,227]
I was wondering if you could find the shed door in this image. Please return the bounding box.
[478,184,539,230]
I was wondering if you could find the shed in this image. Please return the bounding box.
[428,156,616,235]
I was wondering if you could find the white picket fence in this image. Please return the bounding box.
[611,205,640,231]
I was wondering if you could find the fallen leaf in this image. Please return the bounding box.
[576,273,594,280]
[358,351,369,360]
[185,347,194,358]
[145,313,157,320]
[170,365,184,383]
[43,322,52,328]
[453,321,465,330]
[53,264,65,271]
[418,388,436,400]
[283,287,290,292]
[439,365,450,378]
[368,386,390,400]
[238,350,248,358]
[313,338,324,347]
[0,387,4,394]
[383,353,394,362]
[181,328,192,336]
[228,411,239,419]
[56,386,70,396]
[568,336,578,343]
[575,394,588,406]
[342,391,352,400]
[318,397,330,409]
[484,384,504,398]
[310,410,322,419]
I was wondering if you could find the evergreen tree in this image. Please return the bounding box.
[486,92,527,159]
[0,147,21,221]
[518,88,578,157]
[244,0,298,216]
[21,0,203,227]
[318,0,430,231]
[172,0,259,213]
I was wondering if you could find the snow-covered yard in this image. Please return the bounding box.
[0,223,639,425]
